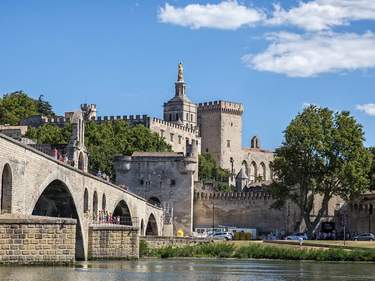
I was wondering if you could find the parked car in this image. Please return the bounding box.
[352,233,375,241]
[208,232,233,241]
[285,233,308,241]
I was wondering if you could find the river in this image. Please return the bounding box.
[0,259,374,281]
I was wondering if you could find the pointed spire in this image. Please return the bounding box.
[177,62,184,82]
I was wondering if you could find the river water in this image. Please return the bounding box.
[0,259,374,281]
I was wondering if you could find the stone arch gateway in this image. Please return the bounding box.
[31,179,85,260]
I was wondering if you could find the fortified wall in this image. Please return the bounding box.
[193,191,300,235]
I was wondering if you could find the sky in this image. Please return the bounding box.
[0,0,374,149]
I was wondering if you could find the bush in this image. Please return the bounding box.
[139,240,149,257]
[233,232,252,240]
[146,242,375,262]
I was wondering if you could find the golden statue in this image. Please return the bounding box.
[177,62,184,82]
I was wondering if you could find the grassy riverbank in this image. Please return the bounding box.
[140,241,375,262]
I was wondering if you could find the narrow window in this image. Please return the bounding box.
[170,133,174,142]
[227,140,231,148]
[178,135,182,144]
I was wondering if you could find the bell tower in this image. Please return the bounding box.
[163,63,197,131]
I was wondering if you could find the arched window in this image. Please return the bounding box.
[93,191,98,221]
[250,161,257,182]
[83,189,89,213]
[260,162,266,181]
[78,152,85,171]
[1,164,12,213]
[102,193,106,211]
[148,197,161,207]
[241,160,249,177]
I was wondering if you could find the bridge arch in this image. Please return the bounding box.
[147,197,161,207]
[31,179,85,260]
[1,163,12,213]
[113,199,132,226]
[145,213,158,236]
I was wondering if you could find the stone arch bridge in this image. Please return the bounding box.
[0,134,163,260]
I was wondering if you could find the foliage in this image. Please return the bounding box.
[271,105,371,238]
[145,242,375,262]
[27,120,171,177]
[85,120,171,176]
[150,243,235,258]
[26,123,72,144]
[0,91,54,125]
[233,232,252,240]
[199,153,231,191]
[36,95,55,116]
[139,240,150,257]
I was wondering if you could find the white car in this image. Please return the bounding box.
[209,232,233,241]
[285,233,308,241]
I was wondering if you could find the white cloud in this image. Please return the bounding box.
[268,0,375,31]
[242,32,375,77]
[158,1,265,30]
[356,104,375,116]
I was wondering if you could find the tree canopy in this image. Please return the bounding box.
[271,105,371,237]
[26,120,171,177]
[199,153,231,191]
[0,91,54,125]
[369,147,375,191]
[85,120,171,176]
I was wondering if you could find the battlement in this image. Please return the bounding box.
[151,117,198,134]
[197,100,244,115]
[90,114,150,124]
[194,191,272,201]
[42,116,70,125]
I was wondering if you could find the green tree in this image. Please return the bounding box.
[0,91,55,125]
[271,106,371,238]
[26,123,71,144]
[0,91,39,125]
[36,95,54,116]
[84,120,171,176]
[199,153,231,191]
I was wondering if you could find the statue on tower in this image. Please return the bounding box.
[177,62,184,82]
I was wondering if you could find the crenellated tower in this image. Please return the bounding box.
[197,101,244,183]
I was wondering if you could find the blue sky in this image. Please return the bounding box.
[1,0,374,149]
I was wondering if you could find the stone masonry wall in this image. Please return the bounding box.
[141,236,210,249]
[193,191,300,235]
[88,225,139,259]
[0,215,76,265]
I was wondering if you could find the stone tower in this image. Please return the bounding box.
[80,103,97,120]
[66,111,88,172]
[163,63,197,131]
[197,101,244,183]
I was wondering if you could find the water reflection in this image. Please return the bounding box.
[0,259,374,281]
